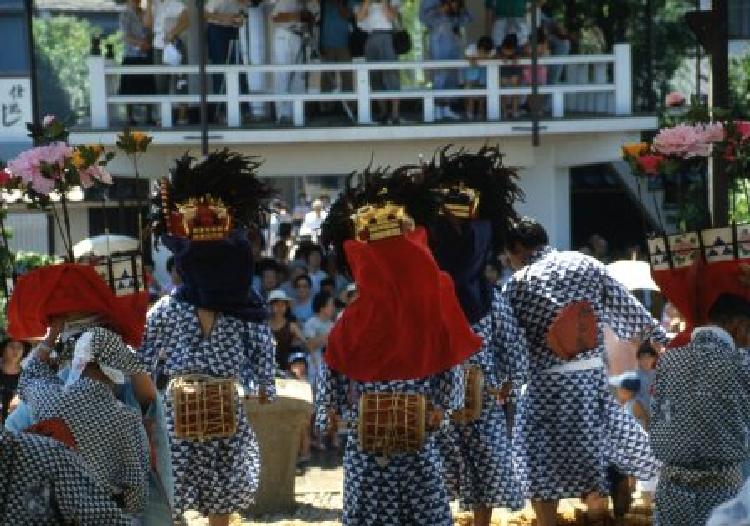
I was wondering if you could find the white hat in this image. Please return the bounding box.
[268,289,292,303]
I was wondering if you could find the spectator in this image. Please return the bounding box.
[300,199,328,241]
[292,274,314,322]
[281,260,309,297]
[635,341,658,417]
[420,0,472,121]
[1,336,28,424]
[522,28,549,86]
[344,282,358,304]
[119,0,156,126]
[498,34,521,118]
[357,0,402,125]
[293,193,310,223]
[464,35,494,120]
[588,233,610,263]
[151,0,190,124]
[324,256,350,293]
[485,0,528,48]
[319,0,354,117]
[205,0,248,122]
[608,371,647,522]
[303,291,336,445]
[272,0,309,124]
[268,289,308,377]
[254,261,281,300]
[537,0,570,84]
[305,246,328,292]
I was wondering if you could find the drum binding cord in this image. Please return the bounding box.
[357,392,427,460]
[169,374,238,441]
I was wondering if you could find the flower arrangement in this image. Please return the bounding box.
[116,129,153,250]
[2,116,115,261]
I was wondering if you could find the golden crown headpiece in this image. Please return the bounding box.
[161,177,233,241]
[435,184,480,219]
[352,202,405,242]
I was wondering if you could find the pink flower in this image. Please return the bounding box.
[78,165,112,188]
[653,124,712,158]
[702,123,725,143]
[6,142,73,195]
[43,115,56,127]
[636,154,665,175]
[665,91,686,107]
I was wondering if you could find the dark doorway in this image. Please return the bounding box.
[570,163,650,259]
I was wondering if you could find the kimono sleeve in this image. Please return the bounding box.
[18,349,63,411]
[430,365,465,413]
[493,292,529,387]
[601,266,661,342]
[315,362,348,434]
[137,301,164,373]
[120,412,150,514]
[242,322,277,400]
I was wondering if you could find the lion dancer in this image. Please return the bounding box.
[138,150,276,526]
[503,217,665,526]
[315,169,482,525]
[391,146,528,526]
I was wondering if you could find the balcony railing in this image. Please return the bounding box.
[87,43,632,129]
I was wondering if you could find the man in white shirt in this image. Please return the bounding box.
[151,0,189,122]
[300,199,327,241]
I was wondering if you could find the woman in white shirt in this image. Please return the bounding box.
[357,0,401,124]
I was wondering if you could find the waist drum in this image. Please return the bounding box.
[169,375,238,441]
[451,365,485,425]
[357,392,426,456]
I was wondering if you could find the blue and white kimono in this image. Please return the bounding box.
[504,247,664,500]
[651,326,750,525]
[316,362,464,525]
[139,295,276,523]
[437,288,527,511]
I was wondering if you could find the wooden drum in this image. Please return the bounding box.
[169,375,237,441]
[357,392,426,456]
[451,365,485,425]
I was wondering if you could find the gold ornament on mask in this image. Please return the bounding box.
[352,202,406,242]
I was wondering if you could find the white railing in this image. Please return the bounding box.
[87,43,632,129]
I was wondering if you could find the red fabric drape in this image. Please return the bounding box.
[7,264,148,348]
[325,228,482,381]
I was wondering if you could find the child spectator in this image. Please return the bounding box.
[498,34,521,119]
[521,27,549,86]
[464,35,494,121]
[636,341,658,417]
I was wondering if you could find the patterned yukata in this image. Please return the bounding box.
[18,340,150,514]
[437,289,527,511]
[504,247,663,500]
[651,327,750,526]
[316,362,464,526]
[0,430,130,525]
[139,295,276,521]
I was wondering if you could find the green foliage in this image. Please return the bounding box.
[543,0,697,111]
[730,51,750,119]
[33,16,123,122]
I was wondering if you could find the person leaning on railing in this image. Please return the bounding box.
[356,0,402,125]
[120,0,157,125]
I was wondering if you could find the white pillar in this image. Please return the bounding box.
[486,63,500,121]
[88,55,108,128]
[226,69,241,127]
[356,63,371,124]
[247,4,268,118]
[614,43,632,115]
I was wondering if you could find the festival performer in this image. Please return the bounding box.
[643,230,750,525]
[503,217,664,526]
[390,147,527,526]
[8,263,152,518]
[139,150,276,526]
[316,169,482,525]
[0,429,132,525]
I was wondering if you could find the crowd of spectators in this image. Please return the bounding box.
[117,0,582,125]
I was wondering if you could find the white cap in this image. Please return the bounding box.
[268,289,292,303]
